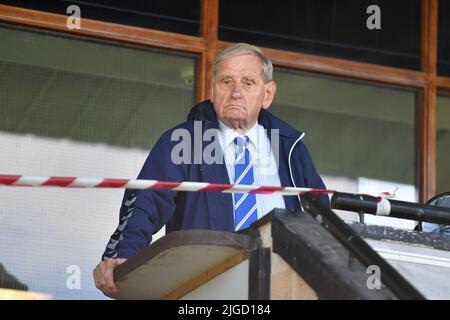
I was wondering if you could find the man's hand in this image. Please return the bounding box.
[93,258,127,295]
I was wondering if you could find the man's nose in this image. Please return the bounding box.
[230,82,243,98]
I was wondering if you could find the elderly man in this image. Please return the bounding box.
[93,43,328,294]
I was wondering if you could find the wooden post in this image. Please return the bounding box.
[419,0,438,202]
[196,0,218,102]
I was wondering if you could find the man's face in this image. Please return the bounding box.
[211,54,276,132]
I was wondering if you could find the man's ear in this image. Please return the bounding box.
[262,81,277,109]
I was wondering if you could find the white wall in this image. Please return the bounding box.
[0,132,165,299]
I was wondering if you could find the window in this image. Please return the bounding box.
[436,95,450,195]
[219,0,421,69]
[0,24,196,149]
[438,0,450,76]
[271,68,418,227]
[0,0,201,35]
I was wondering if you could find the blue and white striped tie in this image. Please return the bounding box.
[233,136,258,231]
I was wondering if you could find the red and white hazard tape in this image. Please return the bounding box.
[0,174,335,196]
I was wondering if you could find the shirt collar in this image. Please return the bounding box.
[218,120,259,148]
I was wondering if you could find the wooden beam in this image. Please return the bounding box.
[196,0,218,103]
[0,4,205,53]
[218,41,427,88]
[419,0,438,203]
[437,76,450,90]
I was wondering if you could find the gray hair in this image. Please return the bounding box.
[212,43,273,82]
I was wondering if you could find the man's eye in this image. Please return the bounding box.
[222,79,231,85]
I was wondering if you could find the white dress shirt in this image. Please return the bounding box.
[217,120,286,219]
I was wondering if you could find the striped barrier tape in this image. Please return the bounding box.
[0,174,335,196]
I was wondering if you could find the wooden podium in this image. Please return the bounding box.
[108,230,252,300]
[108,197,425,300]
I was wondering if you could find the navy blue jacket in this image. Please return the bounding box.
[102,100,328,259]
